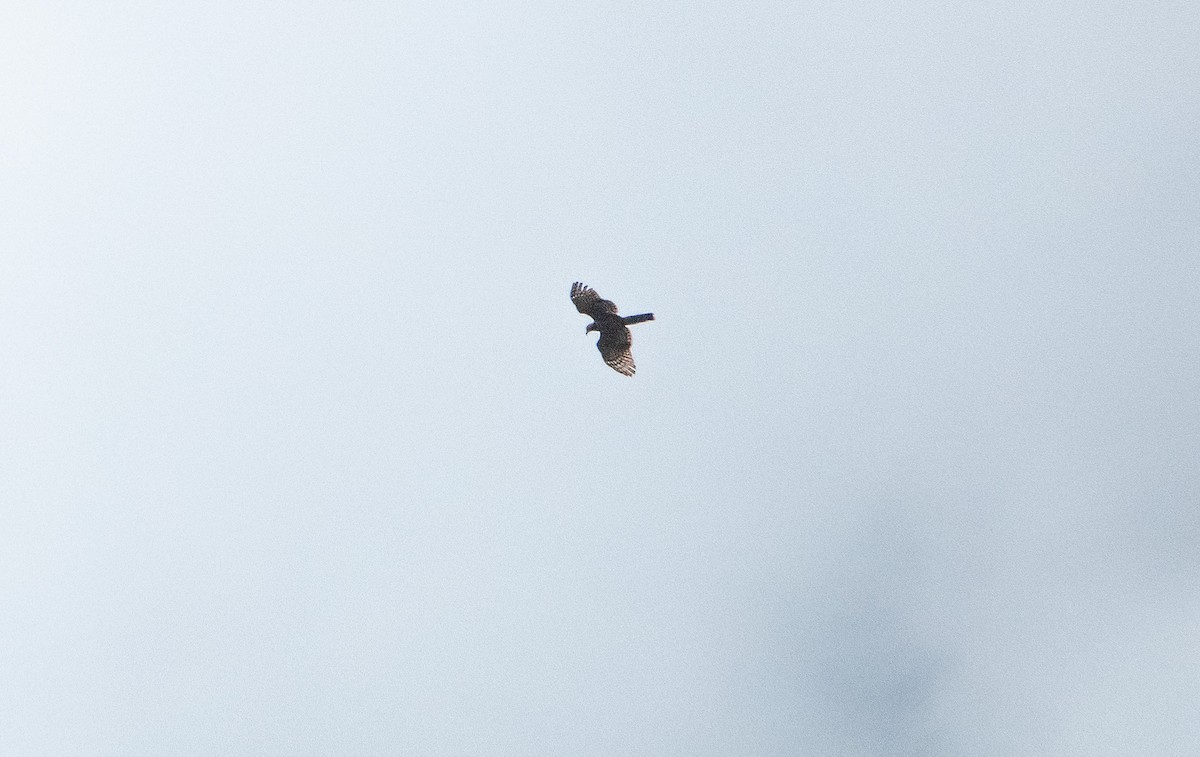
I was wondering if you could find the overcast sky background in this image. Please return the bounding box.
[2,2,1198,755]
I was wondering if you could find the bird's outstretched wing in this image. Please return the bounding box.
[596,328,636,376]
[571,281,620,319]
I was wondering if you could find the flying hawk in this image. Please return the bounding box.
[570,282,655,376]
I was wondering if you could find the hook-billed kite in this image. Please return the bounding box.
[570,282,655,376]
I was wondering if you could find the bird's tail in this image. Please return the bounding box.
[623,313,655,325]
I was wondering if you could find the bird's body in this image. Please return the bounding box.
[570,282,655,376]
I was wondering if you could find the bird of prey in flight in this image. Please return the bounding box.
[570,282,655,376]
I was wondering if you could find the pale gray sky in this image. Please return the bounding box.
[3,2,1198,755]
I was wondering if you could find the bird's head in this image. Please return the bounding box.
[586,322,598,334]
